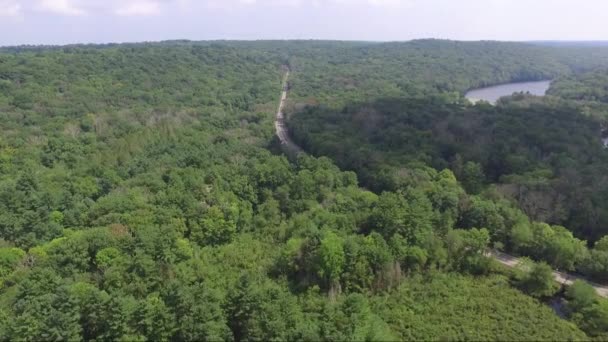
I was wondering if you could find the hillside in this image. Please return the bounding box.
[1,40,608,340]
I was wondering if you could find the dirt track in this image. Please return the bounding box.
[489,250,608,297]
[274,70,303,155]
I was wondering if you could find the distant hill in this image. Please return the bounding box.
[530,41,608,47]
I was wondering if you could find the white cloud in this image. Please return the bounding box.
[205,0,414,9]
[1,0,418,18]
[367,0,410,6]
[0,0,20,16]
[3,0,168,17]
[115,1,161,16]
[37,0,86,15]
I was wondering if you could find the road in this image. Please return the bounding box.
[275,70,303,155]
[273,70,608,298]
[489,250,608,297]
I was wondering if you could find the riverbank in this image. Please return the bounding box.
[466,80,552,104]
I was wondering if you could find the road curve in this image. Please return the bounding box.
[275,70,303,155]
[489,250,608,298]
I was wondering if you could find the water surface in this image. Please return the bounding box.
[466,80,552,104]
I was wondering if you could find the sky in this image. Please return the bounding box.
[0,0,606,46]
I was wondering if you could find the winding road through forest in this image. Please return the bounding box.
[274,70,608,298]
[275,70,302,155]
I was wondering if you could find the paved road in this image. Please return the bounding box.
[489,250,608,297]
[275,70,303,155]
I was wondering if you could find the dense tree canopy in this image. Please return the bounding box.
[1,40,608,340]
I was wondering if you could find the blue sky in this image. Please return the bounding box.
[0,0,606,45]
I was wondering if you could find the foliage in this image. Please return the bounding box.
[373,273,585,341]
[516,262,559,298]
[289,94,608,282]
[1,40,607,340]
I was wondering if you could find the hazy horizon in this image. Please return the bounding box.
[0,0,607,46]
[3,38,608,48]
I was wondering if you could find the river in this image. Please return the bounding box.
[466,80,552,104]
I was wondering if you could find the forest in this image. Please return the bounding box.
[1,40,608,340]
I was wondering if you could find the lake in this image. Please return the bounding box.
[465,80,552,104]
